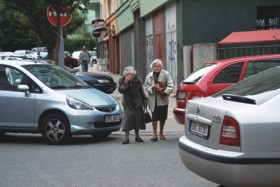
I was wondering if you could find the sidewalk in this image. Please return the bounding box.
[87,65,185,135]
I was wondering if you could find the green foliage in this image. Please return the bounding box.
[0,0,91,59]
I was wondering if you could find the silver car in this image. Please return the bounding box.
[178,66,280,186]
[0,60,123,144]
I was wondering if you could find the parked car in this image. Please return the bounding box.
[30,47,79,68]
[14,50,30,55]
[0,60,123,145]
[173,54,280,125]
[89,50,97,66]
[178,66,280,186]
[74,72,117,94]
[72,50,97,66]
[0,54,31,60]
[64,52,79,68]
[72,51,80,60]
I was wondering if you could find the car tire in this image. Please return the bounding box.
[41,113,71,145]
[91,132,111,139]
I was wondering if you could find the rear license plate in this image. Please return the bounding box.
[189,120,210,139]
[105,115,120,123]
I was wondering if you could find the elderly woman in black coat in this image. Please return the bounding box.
[118,66,148,144]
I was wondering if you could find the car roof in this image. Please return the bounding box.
[0,59,50,66]
[208,54,280,65]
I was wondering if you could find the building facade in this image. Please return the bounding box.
[97,0,280,90]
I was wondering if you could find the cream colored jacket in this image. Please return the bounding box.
[144,69,174,112]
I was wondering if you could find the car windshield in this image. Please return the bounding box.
[213,67,280,104]
[182,64,216,84]
[22,64,89,89]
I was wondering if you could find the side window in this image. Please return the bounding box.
[245,59,280,78]
[0,66,20,91]
[0,66,40,92]
[213,62,244,84]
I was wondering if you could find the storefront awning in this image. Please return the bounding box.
[219,30,280,45]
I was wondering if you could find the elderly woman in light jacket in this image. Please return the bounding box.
[144,59,174,141]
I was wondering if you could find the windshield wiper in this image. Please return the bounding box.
[222,94,256,104]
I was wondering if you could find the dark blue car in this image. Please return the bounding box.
[74,72,117,94]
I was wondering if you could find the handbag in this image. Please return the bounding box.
[143,108,152,123]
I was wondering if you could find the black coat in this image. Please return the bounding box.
[118,75,148,131]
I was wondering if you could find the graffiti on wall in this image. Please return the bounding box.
[146,35,154,65]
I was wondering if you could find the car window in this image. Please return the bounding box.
[213,62,244,84]
[244,59,280,78]
[183,64,217,84]
[0,66,41,92]
[214,67,280,104]
[23,64,89,89]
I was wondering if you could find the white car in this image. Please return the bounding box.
[178,66,280,186]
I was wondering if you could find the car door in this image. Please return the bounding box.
[0,65,35,127]
[208,62,244,95]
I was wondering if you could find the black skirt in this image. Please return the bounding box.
[152,105,168,121]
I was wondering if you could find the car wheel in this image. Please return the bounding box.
[41,113,71,145]
[91,132,111,139]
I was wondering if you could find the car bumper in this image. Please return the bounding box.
[178,136,280,186]
[66,110,122,135]
[173,107,185,124]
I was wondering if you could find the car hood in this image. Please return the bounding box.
[57,88,117,106]
[76,72,113,80]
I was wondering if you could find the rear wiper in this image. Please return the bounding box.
[222,94,256,104]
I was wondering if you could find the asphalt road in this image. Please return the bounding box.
[0,133,218,187]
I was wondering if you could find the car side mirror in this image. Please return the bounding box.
[17,84,30,97]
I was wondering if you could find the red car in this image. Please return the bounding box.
[173,54,280,124]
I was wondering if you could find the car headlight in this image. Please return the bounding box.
[66,96,93,110]
[97,79,110,83]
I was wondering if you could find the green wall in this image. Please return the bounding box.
[140,0,171,17]
[180,0,280,45]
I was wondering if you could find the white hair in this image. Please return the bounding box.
[150,59,163,69]
[123,66,136,76]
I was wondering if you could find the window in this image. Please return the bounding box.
[213,62,244,84]
[0,66,40,92]
[244,59,280,78]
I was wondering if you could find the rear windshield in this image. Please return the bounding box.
[213,67,280,105]
[182,64,216,84]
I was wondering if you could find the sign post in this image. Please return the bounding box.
[47,6,72,68]
[92,19,106,59]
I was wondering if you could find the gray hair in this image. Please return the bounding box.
[123,66,136,76]
[150,59,164,69]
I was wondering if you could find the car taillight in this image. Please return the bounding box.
[191,91,204,99]
[219,116,240,147]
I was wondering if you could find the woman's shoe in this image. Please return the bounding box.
[122,138,129,144]
[159,134,166,140]
[135,137,143,142]
[151,136,158,142]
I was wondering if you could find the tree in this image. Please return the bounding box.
[2,0,89,65]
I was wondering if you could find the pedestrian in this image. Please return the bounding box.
[79,46,91,72]
[144,59,174,142]
[118,66,148,144]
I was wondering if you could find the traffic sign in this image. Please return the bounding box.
[47,6,72,27]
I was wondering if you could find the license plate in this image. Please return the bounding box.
[189,120,210,139]
[178,91,186,99]
[105,115,120,123]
